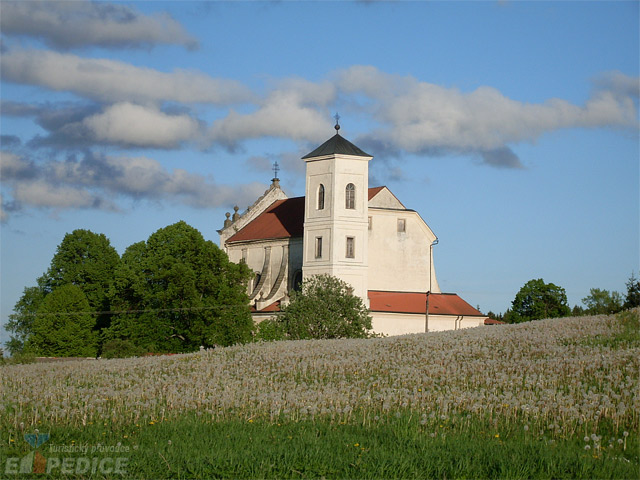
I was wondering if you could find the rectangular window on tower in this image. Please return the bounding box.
[368,216,372,230]
[315,237,323,259]
[346,237,355,258]
[397,218,406,233]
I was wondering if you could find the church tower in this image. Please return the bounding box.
[301,117,373,304]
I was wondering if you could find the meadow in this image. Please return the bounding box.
[1,311,638,479]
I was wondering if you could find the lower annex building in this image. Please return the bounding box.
[218,124,487,335]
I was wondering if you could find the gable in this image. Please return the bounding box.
[368,186,405,209]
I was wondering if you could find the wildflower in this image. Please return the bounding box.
[584,445,591,450]
[354,443,360,447]
[168,440,172,445]
[524,425,529,432]
[584,436,590,443]
[494,434,499,438]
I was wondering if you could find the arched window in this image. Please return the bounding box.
[317,184,325,210]
[345,183,355,209]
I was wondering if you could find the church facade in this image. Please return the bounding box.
[218,127,486,335]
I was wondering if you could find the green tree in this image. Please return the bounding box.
[581,288,623,315]
[277,274,372,340]
[44,229,120,330]
[6,230,119,355]
[509,278,571,323]
[5,283,46,355]
[105,221,253,352]
[624,272,640,309]
[24,284,98,357]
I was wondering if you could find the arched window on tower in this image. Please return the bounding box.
[345,183,355,209]
[318,184,325,210]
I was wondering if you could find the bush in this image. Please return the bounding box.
[255,318,287,342]
[100,339,145,359]
[279,274,373,340]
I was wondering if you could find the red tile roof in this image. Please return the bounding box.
[227,187,388,244]
[227,197,305,243]
[251,300,281,313]
[484,318,505,325]
[368,186,385,200]
[368,291,484,317]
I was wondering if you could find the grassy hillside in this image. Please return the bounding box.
[1,311,638,478]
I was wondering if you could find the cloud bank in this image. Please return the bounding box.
[0,151,266,218]
[0,0,198,50]
[1,1,638,219]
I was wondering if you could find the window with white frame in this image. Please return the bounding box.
[346,236,355,258]
[317,184,325,210]
[345,183,355,209]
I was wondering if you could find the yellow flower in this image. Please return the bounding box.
[9,439,15,443]
[495,434,500,438]
[354,443,360,447]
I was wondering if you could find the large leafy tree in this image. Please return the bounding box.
[5,284,46,355]
[507,278,571,323]
[105,221,253,352]
[275,274,373,340]
[24,284,98,357]
[44,229,120,330]
[6,229,119,355]
[581,288,623,315]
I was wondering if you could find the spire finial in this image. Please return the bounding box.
[272,160,280,180]
[334,112,341,133]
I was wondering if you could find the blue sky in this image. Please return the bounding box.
[1,0,638,344]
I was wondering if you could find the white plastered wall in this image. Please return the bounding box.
[370,312,485,336]
[367,208,440,294]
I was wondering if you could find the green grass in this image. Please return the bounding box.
[3,413,638,479]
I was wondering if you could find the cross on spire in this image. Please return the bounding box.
[272,160,280,180]
[334,112,341,133]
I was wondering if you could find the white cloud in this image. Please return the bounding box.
[11,179,102,209]
[209,80,337,146]
[0,151,34,180]
[82,103,201,148]
[0,0,198,50]
[336,66,638,166]
[0,152,266,219]
[0,193,7,223]
[1,50,253,105]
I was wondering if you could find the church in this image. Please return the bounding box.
[218,121,487,335]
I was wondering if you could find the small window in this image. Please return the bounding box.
[345,183,355,209]
[241,248,247,263]
[315,237,323,259]
[397,218,406,233]
[346,237,355,258]
[317,184,325,210]
[368,216,372,230]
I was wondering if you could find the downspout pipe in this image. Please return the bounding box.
[425,238,439,333]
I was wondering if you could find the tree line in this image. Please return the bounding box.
[487,275,640,323]
[5,222,373,359]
